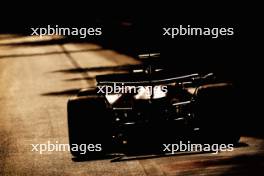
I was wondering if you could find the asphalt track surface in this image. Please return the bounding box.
[0,34,263,176]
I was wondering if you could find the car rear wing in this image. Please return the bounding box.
[96,73,200,86]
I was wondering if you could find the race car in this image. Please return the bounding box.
[67,62,240,158]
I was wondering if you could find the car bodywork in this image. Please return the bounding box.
[67,60,240,158]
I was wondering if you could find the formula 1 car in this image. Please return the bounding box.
[67,60,240,158]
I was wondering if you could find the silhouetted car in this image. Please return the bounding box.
[67,59,240,158]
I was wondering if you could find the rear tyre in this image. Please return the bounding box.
[67,95,111,158]
[195,83,240,144]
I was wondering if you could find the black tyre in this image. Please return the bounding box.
[67,95,111,158]
[194,83,240,144]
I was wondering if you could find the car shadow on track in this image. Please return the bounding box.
[0,48,105,59]
[50,64,138,74]
[41,89,81,96]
